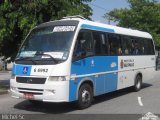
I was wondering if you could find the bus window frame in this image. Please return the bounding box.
[72,28,156,62]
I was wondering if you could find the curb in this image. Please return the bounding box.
[0,71,10,73]
[0,90,8,95]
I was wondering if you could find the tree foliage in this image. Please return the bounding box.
[104,0,160,47]
[0,0,92,60]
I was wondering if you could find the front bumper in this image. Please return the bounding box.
[10,77,70,102]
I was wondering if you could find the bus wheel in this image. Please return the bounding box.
[77,84,93,109]
[134,75,142,92]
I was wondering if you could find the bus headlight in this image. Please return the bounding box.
[48,76,66,81]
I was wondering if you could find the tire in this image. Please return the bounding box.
[29,100,43,105]
[77,84,93,109]
[133,75,142,92]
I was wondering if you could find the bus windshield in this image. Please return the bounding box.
[16,26,76,63]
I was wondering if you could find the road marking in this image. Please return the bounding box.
[139,112,160,120]
[138,96,143,106]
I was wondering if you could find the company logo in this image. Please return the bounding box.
[139,112,160,120]
[23,67,28,74]
[27,78,33,83]
[111,62,117,68]
[120,59,124,69]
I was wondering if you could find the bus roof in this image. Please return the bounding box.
[60,17,153,39]
[37,16,153,39]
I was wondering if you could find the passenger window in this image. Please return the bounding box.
[144,39,155,55]
[73,30,94,59]
[121,36,132,55]
[100,33,108,55]
[108,34,122,56]
[93,32,108,55]
[131,38,144,55]
[138,39,145,55]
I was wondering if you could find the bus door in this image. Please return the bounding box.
[93,32,118,95]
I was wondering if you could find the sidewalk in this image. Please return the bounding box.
[0,71,11,80]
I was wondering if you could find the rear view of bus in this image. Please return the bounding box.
[10,16,157,109]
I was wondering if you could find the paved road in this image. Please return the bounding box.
[0,71,160,115]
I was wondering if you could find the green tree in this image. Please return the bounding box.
[0,0,92,61]
[104,0,160,47]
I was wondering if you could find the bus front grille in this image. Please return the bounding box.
[16,77,46,84]
[18,88,43,95]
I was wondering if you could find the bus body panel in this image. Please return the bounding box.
[10,78,70,102]
[117,56,155,89]
[11,62,72,102]
[70,55,155,101]
[12,60,71,77]
[70,56,118,101]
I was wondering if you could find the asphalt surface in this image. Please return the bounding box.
[0,71,160,118]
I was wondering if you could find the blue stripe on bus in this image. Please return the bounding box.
[69,56,118,101]
[12,64,32,76]
[81,24,115,33]
[71,56,118,75]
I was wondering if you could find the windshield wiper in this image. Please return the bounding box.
[34,53,58,63]
[15,57,37,65]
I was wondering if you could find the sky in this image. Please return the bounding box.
[88,0,129,24]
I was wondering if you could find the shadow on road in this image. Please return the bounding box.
[93,83,152,105]
[14,100,77,114]
[14,83,152,114]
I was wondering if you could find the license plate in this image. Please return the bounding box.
[23,93,34,99]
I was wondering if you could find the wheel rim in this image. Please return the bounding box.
[136,77,141,89]
[81,89,91,104]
